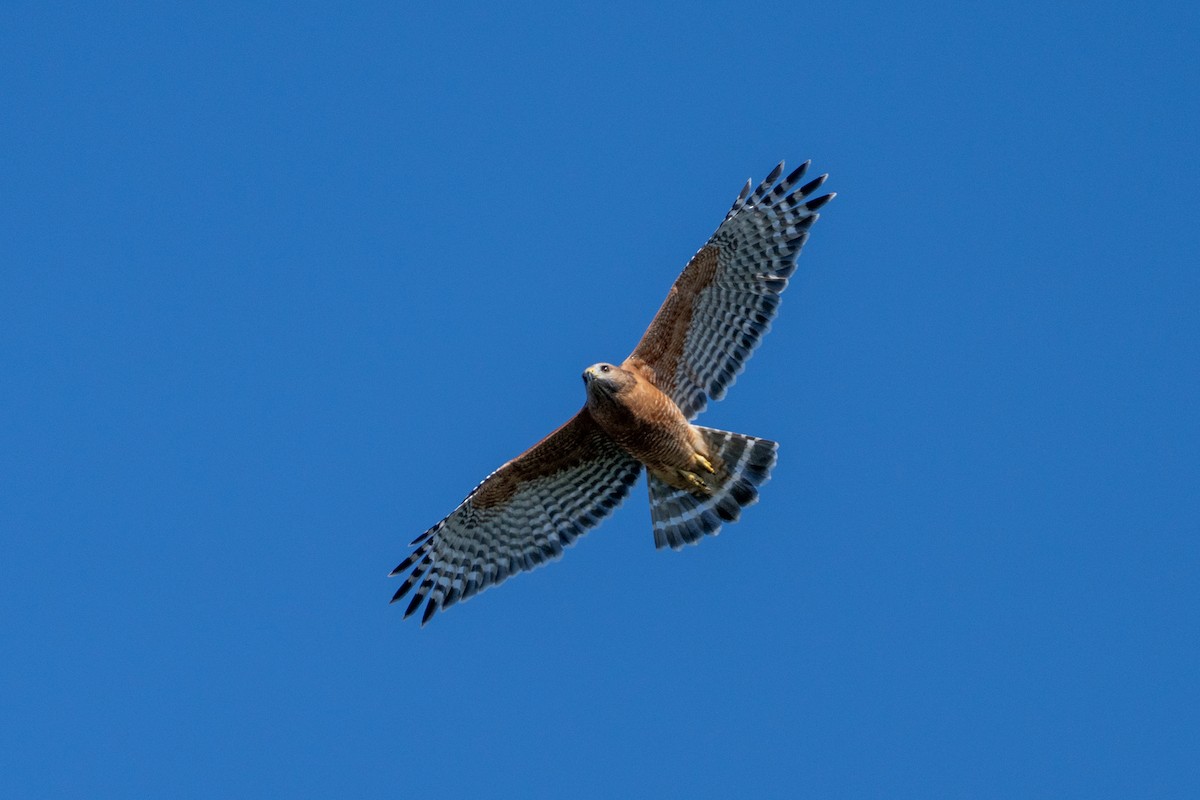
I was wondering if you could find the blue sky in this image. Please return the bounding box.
[3,2,1198,797]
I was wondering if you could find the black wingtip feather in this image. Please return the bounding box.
[420,598,439,626]
[390,580,413,603]
[728,178,753,217]
[786,160,811,185]
[798,174,828,198]
[769,161,811,202]
[390,547,424,577]
[403,592,424,619]
[747,163,785,207]
[805,192,835,212]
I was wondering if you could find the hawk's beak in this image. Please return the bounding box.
[582,367,596,384]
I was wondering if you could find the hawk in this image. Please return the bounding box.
[392,161,834,624]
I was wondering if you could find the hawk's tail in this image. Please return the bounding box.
[647,426,778,550]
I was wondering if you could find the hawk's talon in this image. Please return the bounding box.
[682,470,711,496]
[695,454,716,474]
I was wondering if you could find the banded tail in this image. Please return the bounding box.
[647,426,778,550]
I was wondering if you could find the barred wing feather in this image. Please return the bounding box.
[628,161,834,418]
[390,409,641,625]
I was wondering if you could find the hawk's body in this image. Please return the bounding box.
[584,360,704,494]
[392,161,834,624]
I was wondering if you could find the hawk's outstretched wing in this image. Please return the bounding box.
[627,161,834,418]
[390,409,642,625]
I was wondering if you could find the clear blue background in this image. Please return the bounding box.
[3,2,1197,797]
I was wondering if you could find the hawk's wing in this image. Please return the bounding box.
[627,161,834,419]
[391,409,642,625]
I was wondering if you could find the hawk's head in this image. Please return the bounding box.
[582,362,635,402]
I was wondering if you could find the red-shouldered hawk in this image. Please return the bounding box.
[392,161,834,624]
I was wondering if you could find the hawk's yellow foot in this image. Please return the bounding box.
[680,470,712,497]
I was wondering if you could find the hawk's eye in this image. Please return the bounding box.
[600,365,610,373]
